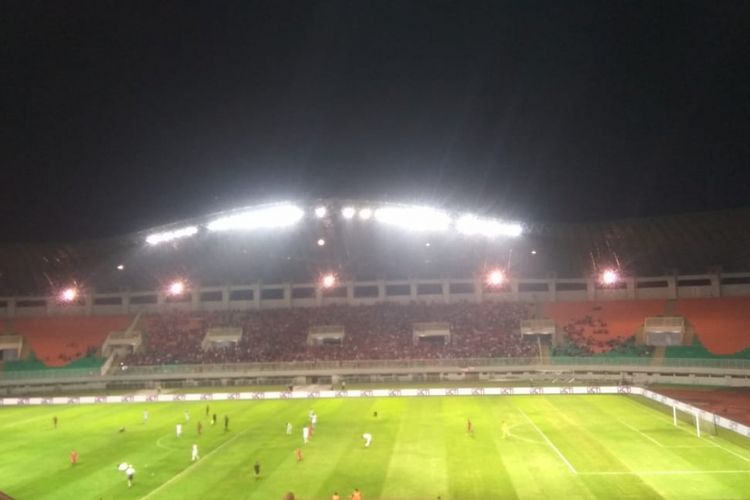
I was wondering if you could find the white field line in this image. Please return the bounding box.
[518,409,577,474]
[617,419,664,448]
[704,439,750,465]
[667,415,750,465]
[663,445,715,449]
[141,427,250,499]
[506,431,546,446]
[155,433,182,451]
[580,469,750,476]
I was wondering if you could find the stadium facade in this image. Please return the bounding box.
[0,199,748,300]
[1,200,750,396]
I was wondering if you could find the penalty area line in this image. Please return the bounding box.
[141,428,250,499]
[518,409,577,474]
[580,469,750,476]
[662,413,750,465]
[616,419,664,448]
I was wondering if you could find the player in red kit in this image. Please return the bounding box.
[467,418,473,434]
[296,447,303,463]
[70,449,78,465]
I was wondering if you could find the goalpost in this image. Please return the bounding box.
[672,405,717,437]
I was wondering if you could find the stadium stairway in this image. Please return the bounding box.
[539,342,551,364]
[105,313,147,375]
[650,346,666,366]
[665,298,678,315]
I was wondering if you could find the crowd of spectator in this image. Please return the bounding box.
[124,301,537,366]
[553,314,652,357]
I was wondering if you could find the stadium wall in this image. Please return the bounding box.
[2,271,750,318]
[3,358,750,395]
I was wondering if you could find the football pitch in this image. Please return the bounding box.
[2,394,750,499]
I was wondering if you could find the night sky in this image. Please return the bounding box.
[3,1,749,242]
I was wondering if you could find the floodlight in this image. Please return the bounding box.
[146,225,198,246]
[531,250,537,255]
[314,206,327,218]
[321,273,337,288]
[206,204,304,232]
[359,208,373,220]
[456,215,523,238]
[168,280,186,296]
[317,238,326,246]
[374,205,451,232]
[341,206,356,219]
[600,268,619,286]
[116,264,125,270]
[59,287,79,302]
[486,270,506,287]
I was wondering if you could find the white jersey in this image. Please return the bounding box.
[363,433,372,447]
[184,411,190,422]
[311,414,318,426]
[286,422,293,435]
[176,424,183,437]
[302,426,310,443]
[192,444,199,461]
[126,465,135,487]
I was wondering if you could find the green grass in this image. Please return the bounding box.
[1,395,750,499]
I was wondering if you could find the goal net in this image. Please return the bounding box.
[672,405,717,437]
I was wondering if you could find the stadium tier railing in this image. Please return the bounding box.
[3,356,750,382]
[112,356,750,376]
[0,367,102,380]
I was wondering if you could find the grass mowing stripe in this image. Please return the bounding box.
[160,400,311,499]
[309,398,398,498]
[439,397,518,499]
[622,396,750,465]
[312,398,381,498]
[140,422,253,498]
[3,395,750,499]
[537,397,669,499]
[615,418,666,448]
[570,396,750,499]
[380,397,448,499]
[517,408,577,474]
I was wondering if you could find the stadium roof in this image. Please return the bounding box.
[1,202,749,296]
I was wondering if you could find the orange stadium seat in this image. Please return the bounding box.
[544,300,666,353]
[11,316,132,366]
[676,298,750,354]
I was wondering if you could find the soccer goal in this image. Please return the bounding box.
[672,405,717,437]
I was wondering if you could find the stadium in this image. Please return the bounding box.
[1,200,750,499]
